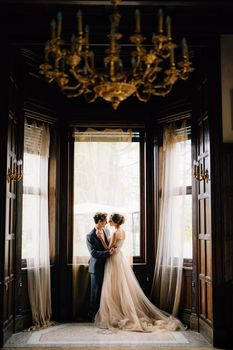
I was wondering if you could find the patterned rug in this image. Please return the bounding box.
[4,323,211,348]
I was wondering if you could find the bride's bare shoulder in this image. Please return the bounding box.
[117,229,125,240]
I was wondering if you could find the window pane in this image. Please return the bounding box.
[183,138,192,259]
[183,195,192,259]
[23,153,41,188]
[22,153,41,259]
[170,194,192,259]
[175,139,192,187]
[172,138,192,259]
[73,131,141,258]
[22,194,40,259]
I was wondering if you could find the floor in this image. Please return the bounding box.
[1,322,220,350]
[1,347,221,350]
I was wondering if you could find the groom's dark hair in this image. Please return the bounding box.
[93,212,108,224]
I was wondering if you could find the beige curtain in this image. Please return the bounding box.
[151,122,188,316]
[23,121,52,329]
[72,128,137,319]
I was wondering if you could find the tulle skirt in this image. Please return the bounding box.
[95,251,185,332]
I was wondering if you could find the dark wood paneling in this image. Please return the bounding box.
[0,102,8,345]
[207,37,232,348]
[180,267,193,324]
[197,116,213,329]
[191,63,213,341]
[221,144,233,344]
[2,78,19,344]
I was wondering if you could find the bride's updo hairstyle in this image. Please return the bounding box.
[93,212,108,224]
[110,213,125,226]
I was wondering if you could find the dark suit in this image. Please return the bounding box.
[86,227,110,318]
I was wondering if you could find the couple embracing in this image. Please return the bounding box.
[86,212,185,332]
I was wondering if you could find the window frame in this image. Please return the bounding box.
[175,130,193,265]
[68,127,146,264]
[157,119,193,267]
[21,120,56,267]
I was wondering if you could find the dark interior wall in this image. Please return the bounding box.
[0,1,233,348]
[0,41,10,348]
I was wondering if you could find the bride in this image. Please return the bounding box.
[95,213,185,332]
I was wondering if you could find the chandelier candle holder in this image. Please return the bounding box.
[40,0,193,109]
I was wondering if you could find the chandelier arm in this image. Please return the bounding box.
[69,67,95,85]
[58,80,83,90]
[143,64,161,80]
[149,84,173,97]
[135,89,151,103]
[166,71,179,86]
[147,68,162,83]
[178,60,194,80]
[64,91,85,98]
[70,68,84,82]
[84,91,98,103]
[133,57,143,77]
[40,67,56,83]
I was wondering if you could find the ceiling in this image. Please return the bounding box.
[1,0,232,115]
[1,0,233,46]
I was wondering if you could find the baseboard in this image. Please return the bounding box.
[190,312,199,331]
[2,319,14,346]
[180,310,191,328]
[14,314,31,332]
[199,318,213,345]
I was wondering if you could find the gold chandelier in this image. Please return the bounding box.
[40,0,193,110]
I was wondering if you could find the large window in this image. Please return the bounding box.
[158,123,192,262]
[175,131,192,260]
[22,152,42,259]
[73,129,141,260]
[22,122,50,261]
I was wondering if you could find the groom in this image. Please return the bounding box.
[86,212,115,321]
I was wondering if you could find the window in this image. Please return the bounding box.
[183,138,192,260]
[72,129,142,261]
[175,128,192,260]
[22,122,50,261]
[22,152,42,259]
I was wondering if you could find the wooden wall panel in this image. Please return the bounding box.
[221,144,233,343]
[200,240,205,275]
[206,241,212,278]
[206,283,212,321]
[200,200,205,234]
[205,199,211,235]
[200,279,205,317]
[197,115,213,333]
[181,271,192,309]
[3,110,18,340]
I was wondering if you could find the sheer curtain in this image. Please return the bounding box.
[72,128,138,319]
[23,121,52,328]
[151,122,188,316]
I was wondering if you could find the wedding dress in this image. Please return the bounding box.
[95,229,185,332]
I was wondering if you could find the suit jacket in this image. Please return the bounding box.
[86,227,110,275]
